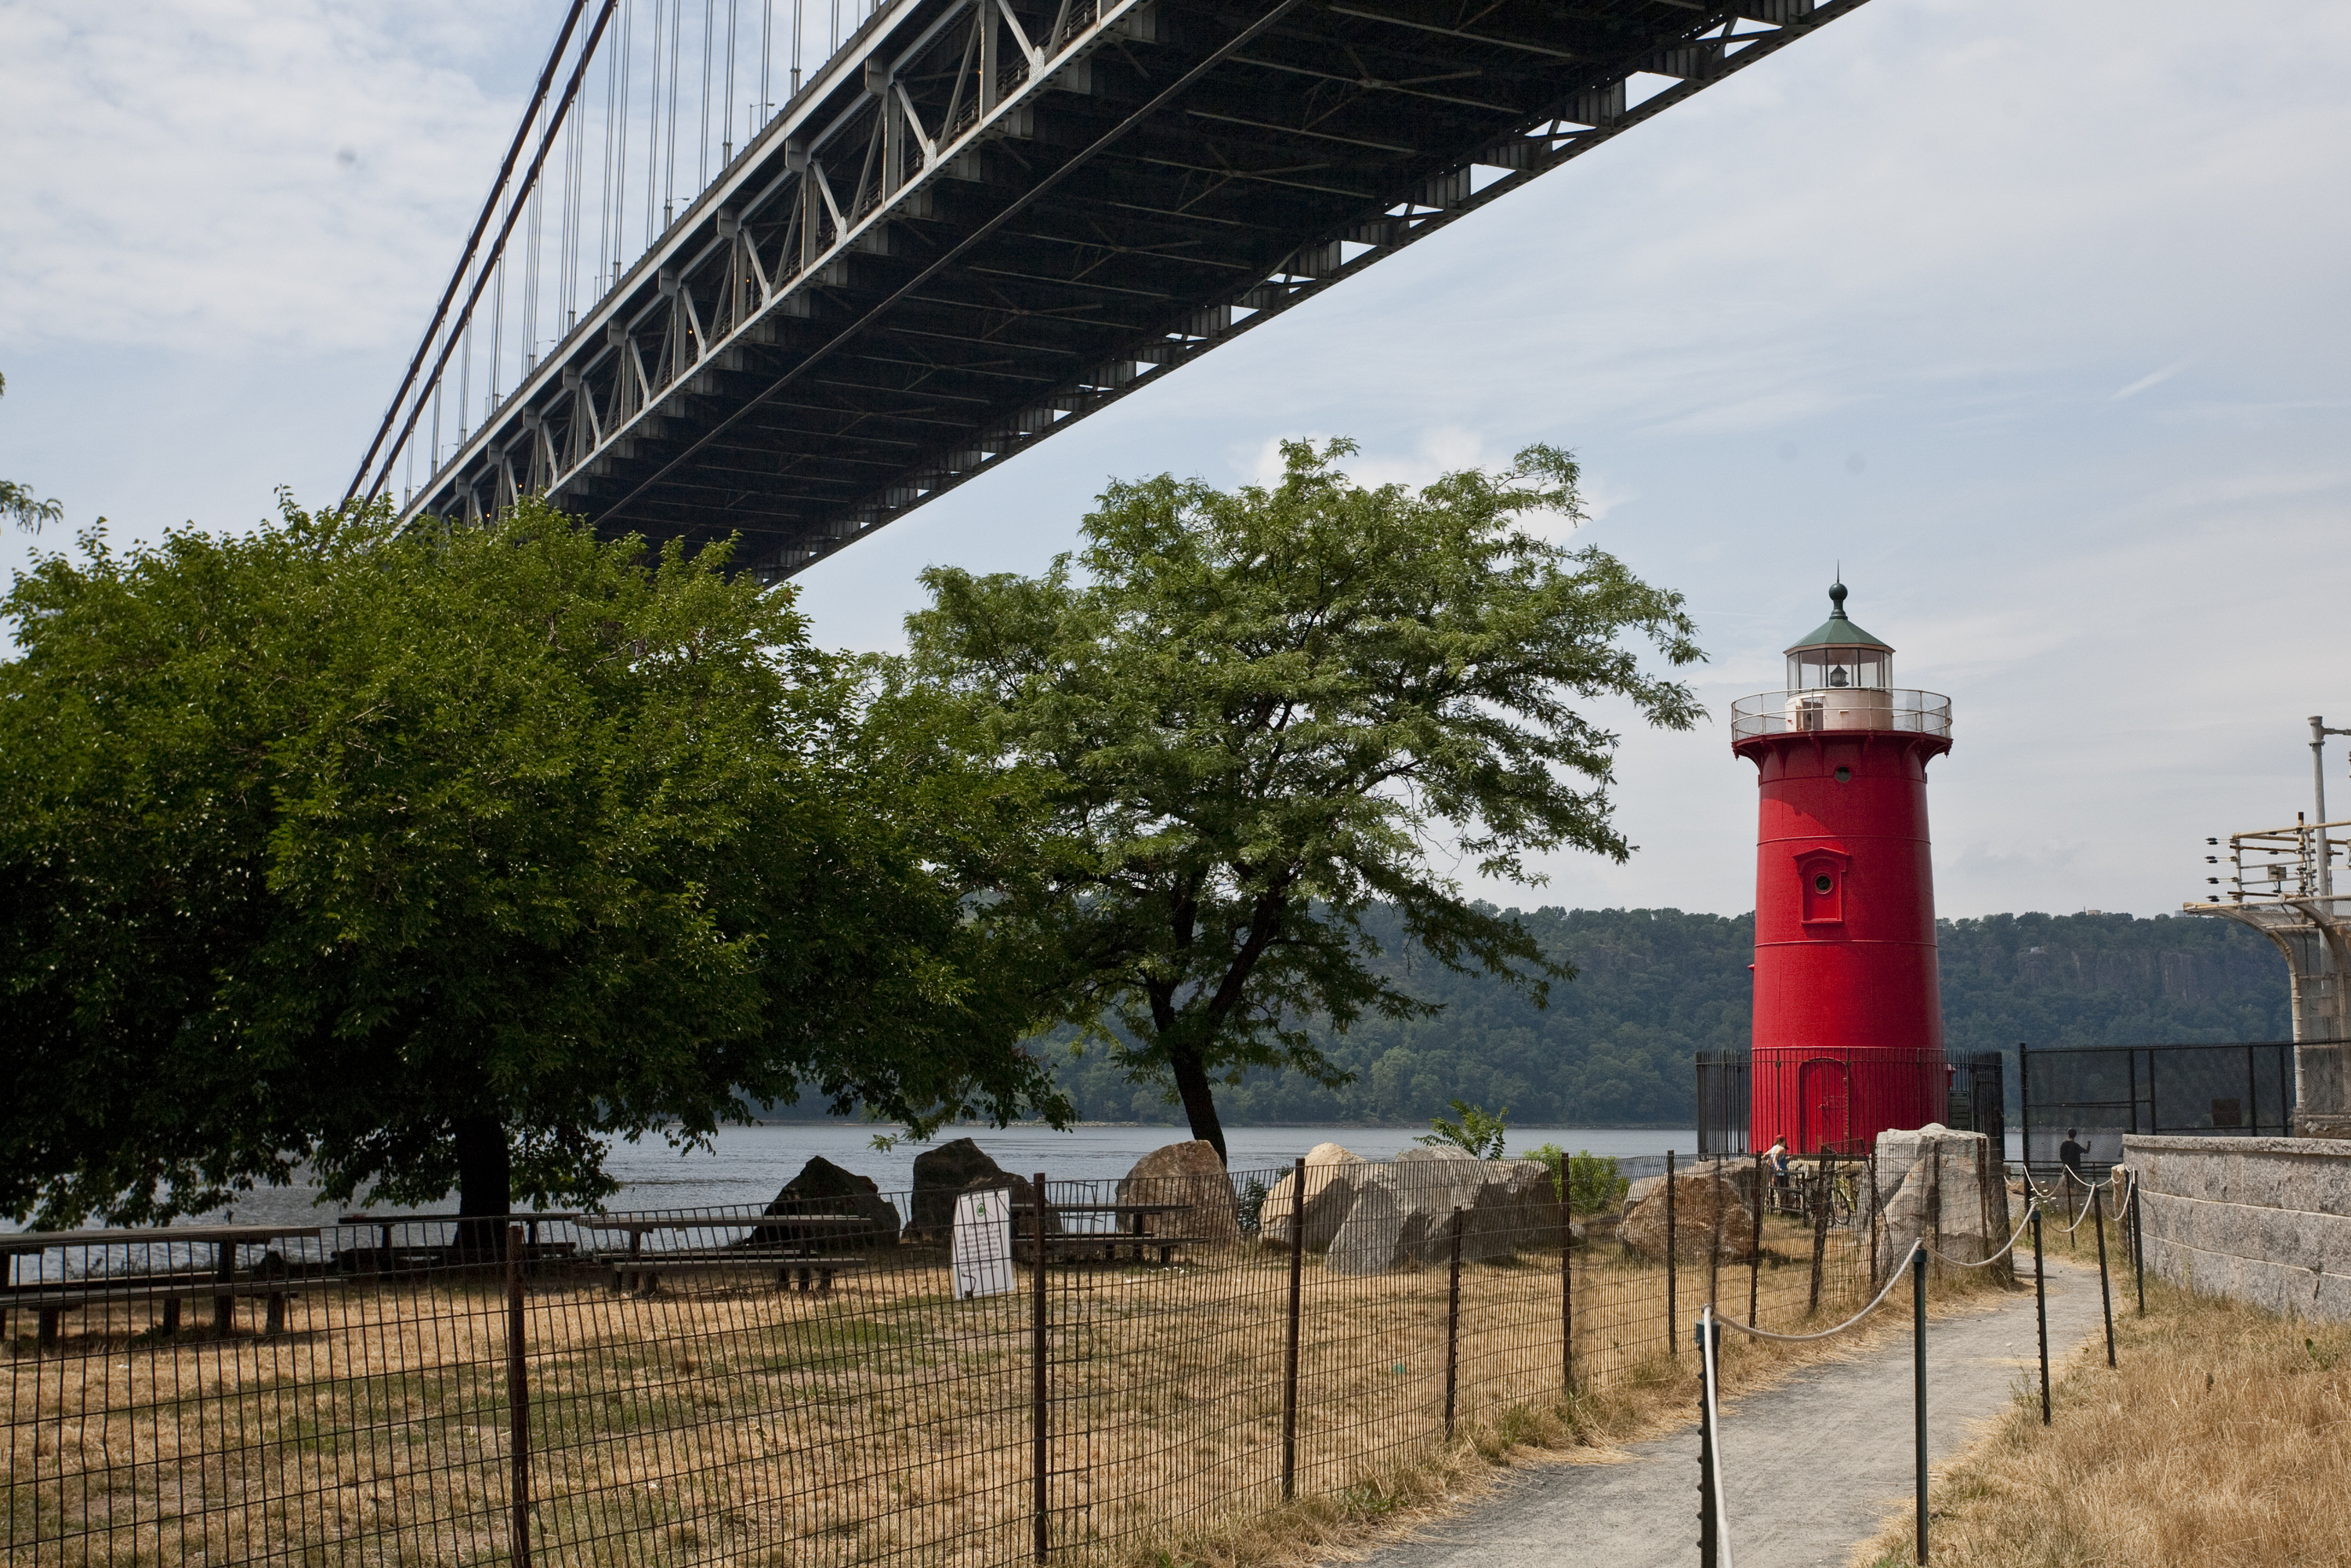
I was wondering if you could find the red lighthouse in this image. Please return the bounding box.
[1732,583,1953,1155]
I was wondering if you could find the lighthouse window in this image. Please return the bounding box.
[1813,874,1834,894]
[1835,766,1851,783]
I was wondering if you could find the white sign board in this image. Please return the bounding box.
[950,1189,1016,1299]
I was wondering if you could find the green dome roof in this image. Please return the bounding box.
[1786,581,1892,653]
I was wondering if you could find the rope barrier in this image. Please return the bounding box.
[1715,1238,1926,1344]
[1920,1197,2043,1270]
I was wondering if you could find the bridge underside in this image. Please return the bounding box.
[404,0,1864,578]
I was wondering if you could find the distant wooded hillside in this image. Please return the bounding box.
[1038,907,2291,1126]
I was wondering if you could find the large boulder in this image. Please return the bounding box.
[1620,1167,1756,1263]
[1328,1150,1559,1276]
[911,1137,1012,1238]
[1869,1124,2012,1287]
[1118,1140,1241,1242]
[1259,1143,1368,1251]
[751,1155,902,1249]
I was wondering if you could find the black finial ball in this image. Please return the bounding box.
[1828,580,1848,614]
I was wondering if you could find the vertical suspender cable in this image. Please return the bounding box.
[343,0,592,500]
[607,0,630,288]
[665,0,684,230]
[723,0,739,161]
[760,0,773,118]
[360,0,624,506]
[792,0,804,92]
[646,0,665,248]
[700,0,715,186]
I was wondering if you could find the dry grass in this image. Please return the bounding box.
[1852,1279,2351,1568]
[5,1210,1912,1567]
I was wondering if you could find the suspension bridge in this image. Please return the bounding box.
[351,0,1871,579]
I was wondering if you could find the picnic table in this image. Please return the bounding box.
[2,1223,322,1346]
[335,1211,581,1273]
[1010,1202,1203,1264]
[580,1214,879,1295]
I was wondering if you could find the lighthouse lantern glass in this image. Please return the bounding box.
[1788,645,1889,693]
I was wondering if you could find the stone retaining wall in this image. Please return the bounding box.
[2121,1134,2351,1320]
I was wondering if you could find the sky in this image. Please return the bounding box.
[4,0,2348,923]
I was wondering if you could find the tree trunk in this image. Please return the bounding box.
[1165,1041,1229,1166]
[454,1114,513,1259]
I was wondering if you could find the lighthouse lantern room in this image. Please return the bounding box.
[1731,582,1954,1155]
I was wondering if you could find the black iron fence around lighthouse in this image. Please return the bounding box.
[1696,1048,2005,1160]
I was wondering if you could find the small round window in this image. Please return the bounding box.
[1834,766,1852,783]
[1813,874,1834,894]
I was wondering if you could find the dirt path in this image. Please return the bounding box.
[1346,1258,2114,1568]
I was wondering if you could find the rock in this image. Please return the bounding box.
[751,1155,900,1249]
[1619,1169,1756,1263]
[911,1137,1011,1238]
[1117,1140,1241,1243]
[1868,1124,2012,1287]
[1328,1150,1559,1276]
[1259,1143,1368,1251]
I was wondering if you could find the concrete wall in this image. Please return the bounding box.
[2122,1135,2351,1320]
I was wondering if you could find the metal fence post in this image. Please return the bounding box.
[2092,1184,2116,1369]
[1696,1319,1718,1568]
[1559,1184,1575,1397]
[1911,1246,1927,1567]
[1281,1157,1305,1498]
[1444,1208,1464,1438]
[506,1224,532,1568]
[213,1241,235,1334]
[1807,1153,1830,1316]
[1032,1171,1049,1566]
[1747,1152,1763,1326]
[1665,1150,1678,1358]
[2031,1204,2050,1425]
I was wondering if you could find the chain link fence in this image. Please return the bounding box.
[6,1157,1871,1566]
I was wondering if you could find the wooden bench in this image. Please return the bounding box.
[3,1223,321,1348]
[599,1248,868,1295]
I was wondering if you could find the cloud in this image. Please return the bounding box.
[2111,362,2190,400]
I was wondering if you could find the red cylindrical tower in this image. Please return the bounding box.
[1732,583,1953,1155]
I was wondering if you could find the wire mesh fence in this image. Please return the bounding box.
[5,1156,1875,1566]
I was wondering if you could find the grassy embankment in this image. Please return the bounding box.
[1855,1277,2351,1568]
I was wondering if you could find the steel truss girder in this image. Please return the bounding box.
[395,0,1871,576]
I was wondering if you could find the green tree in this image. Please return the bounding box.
[1417,1099,1509,1159]
[886,438,1703,1162]
[0,496,1060,1231]
[1,371,64,533]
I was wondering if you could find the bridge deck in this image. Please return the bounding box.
[390,0,1867,578]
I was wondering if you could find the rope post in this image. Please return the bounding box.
[2092,1183,2116,1369]
[1281,1157,1305,1499]
[1031,1171,1049,1566]
[1444,1208,1464,1438]
[1559,1181,1575,1397]
[1665,1150,1678,1358]
[1696,1315,1719,1568]
[1911,1245,1928,1566]
[1748,1152,1764,1327]
[1706,1159,1722,1318]
[505,1224,532,1568]
[2031,1204,2050,1425]
[2130,1178,2146,1316]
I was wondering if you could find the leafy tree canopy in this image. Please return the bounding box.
[0,497,1061,1228]
[880,438,1703,1161]
[1,371,64,534]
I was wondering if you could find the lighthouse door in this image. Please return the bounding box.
[1799,1058,1851,1153]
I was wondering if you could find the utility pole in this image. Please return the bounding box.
[2311,717,2350,897]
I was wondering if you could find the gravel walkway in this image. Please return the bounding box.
[1347,1257,2114,1568]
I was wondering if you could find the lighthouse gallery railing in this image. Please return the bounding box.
[1730,690,1951,742]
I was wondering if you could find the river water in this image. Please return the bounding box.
[16,1124,1696,1230]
